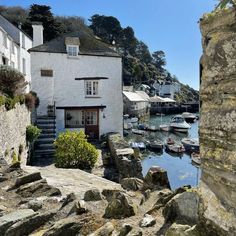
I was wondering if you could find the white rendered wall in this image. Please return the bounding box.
[31,52,123,136]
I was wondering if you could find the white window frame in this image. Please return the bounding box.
[67,45,79,57]
[85,80,99,97]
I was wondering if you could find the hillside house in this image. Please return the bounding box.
[123,91,149,118]
[153,81,180,99]
[0,14,32,91]
[30,24,123,139]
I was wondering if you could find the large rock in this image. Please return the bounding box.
[14,172,42,188]
[89,222,114,236]
[84,188,103,201]
[60,192,76,209]
[144,166,171,190]
[0,209,36,235]
[102,189,121,202]
[165,223,199,236]
[43,217,84,236]
[163,191,199,224]
[117,223,132,236]
[139,214,156,227]
[104,192,136,219]
[121,178,143,191]
[69,200,87,215]
[16,179,61,198]
[5,211,56,236]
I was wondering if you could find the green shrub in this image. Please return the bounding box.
[5,97,17,110]
[26,125,41,143]
[12,151,20,165]
[0,96,5,106]
[54,130,99,169]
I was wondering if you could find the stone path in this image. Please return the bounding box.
[23,164,121,198]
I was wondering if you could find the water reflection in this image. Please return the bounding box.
[124,114,201,190]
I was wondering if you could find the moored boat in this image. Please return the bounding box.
[146,140,164,150]
[124,122,133,130]
[191,152,201,165]
[165,139,185,153]
[146,125,159,132]
[123,114,129,119]
[159,124,170,132]
[130,117,138,123]
[182,112,197,123]
[169,115,191,133]
[181,138,199,152]
[132,129,146,135]
[130,142,146,151]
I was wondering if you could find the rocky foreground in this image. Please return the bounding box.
[0,158,201,236]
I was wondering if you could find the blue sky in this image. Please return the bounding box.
[1,0,216,90]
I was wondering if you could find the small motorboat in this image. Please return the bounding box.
[123,114,129,119]
[138,124,146,130]
[165,139,185,153]
[182,112,197,123]
[146,125,159,132]
[191,152,201,165]
[146,140,164,150]
[130,142,146,151]
[181,138,199,153]
[130,117,138,123]
[159,124,170,132]
[132,129,146,135]
[169,115,191,133]
[124,122,133,130]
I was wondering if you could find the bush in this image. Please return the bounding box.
[0,96,5,106]
[0,65,27,97]
[54,130,99,169]
[25,91,40,111]
[26,125,41,143]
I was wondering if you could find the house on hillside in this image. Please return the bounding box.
[136,84,150,94]
[30,23,123,139]
[123,91,149,119]
[153,81,180,99]
[0,14,32,91]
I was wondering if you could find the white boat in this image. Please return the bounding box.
[165,142,185,153]
[124,122,133,130]
[147,140,164,150]
[132,129,146,135]
[182,112,197,123]
[169,115,191,133]
[191,152,201,165]
[130,142,146,150]
[181,138,199,152]
[159,124,170,132]
[123,114,129,119]
[146,125,158,132]
[130,117,138,123]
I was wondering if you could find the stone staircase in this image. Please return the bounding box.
[34,116,56,160]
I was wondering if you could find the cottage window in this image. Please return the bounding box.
[41,69,53,77]
[65,110,85,128]
[85,81,99,96]
[67,45,78,57]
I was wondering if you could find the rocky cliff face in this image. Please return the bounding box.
[199,8,236,235]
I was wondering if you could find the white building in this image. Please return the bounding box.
[153,81,181,99]
[30,24,123,139]
[123,91,149,118]
[0,14,32,90]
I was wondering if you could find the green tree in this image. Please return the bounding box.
[22,4,62,42]
[120,26,137,56]
[152,50,166,73]
[216,0,236,9]
[89,14,122,44]
[135,41,152,64]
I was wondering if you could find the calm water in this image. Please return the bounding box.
[124,114,201,190]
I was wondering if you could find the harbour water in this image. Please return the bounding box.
[124,114,201,190]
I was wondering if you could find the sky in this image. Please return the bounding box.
[1,0,216,90]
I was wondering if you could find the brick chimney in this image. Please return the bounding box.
[32,22,44,47]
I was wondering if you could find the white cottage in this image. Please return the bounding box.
[30,24,123,139]
[0,14,32,91]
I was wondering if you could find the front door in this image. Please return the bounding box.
[84,109,99,139]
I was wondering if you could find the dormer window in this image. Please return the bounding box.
[67,45,78,57]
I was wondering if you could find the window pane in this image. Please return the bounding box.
[86,81,92,95]
[65,110,84,128]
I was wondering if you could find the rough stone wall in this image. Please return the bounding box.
[0,104,30,164]
[108,133,143,181]
[199,8,236,235]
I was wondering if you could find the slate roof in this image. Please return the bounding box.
[29,31,120,57]
[123,91,145,102]
[0,14,31,45]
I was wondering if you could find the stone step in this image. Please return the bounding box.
[35,143,55,150]
[37,124,56,129]
[37,116,56,120]
[40,129,56,134]
[34,149,55,156]
[35,138,55,145]
[39,134,56,139]
[37,120,56,125]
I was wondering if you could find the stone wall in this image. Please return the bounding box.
[0,104,31,164]
[199,8,236,235]
[108,133,143,181]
